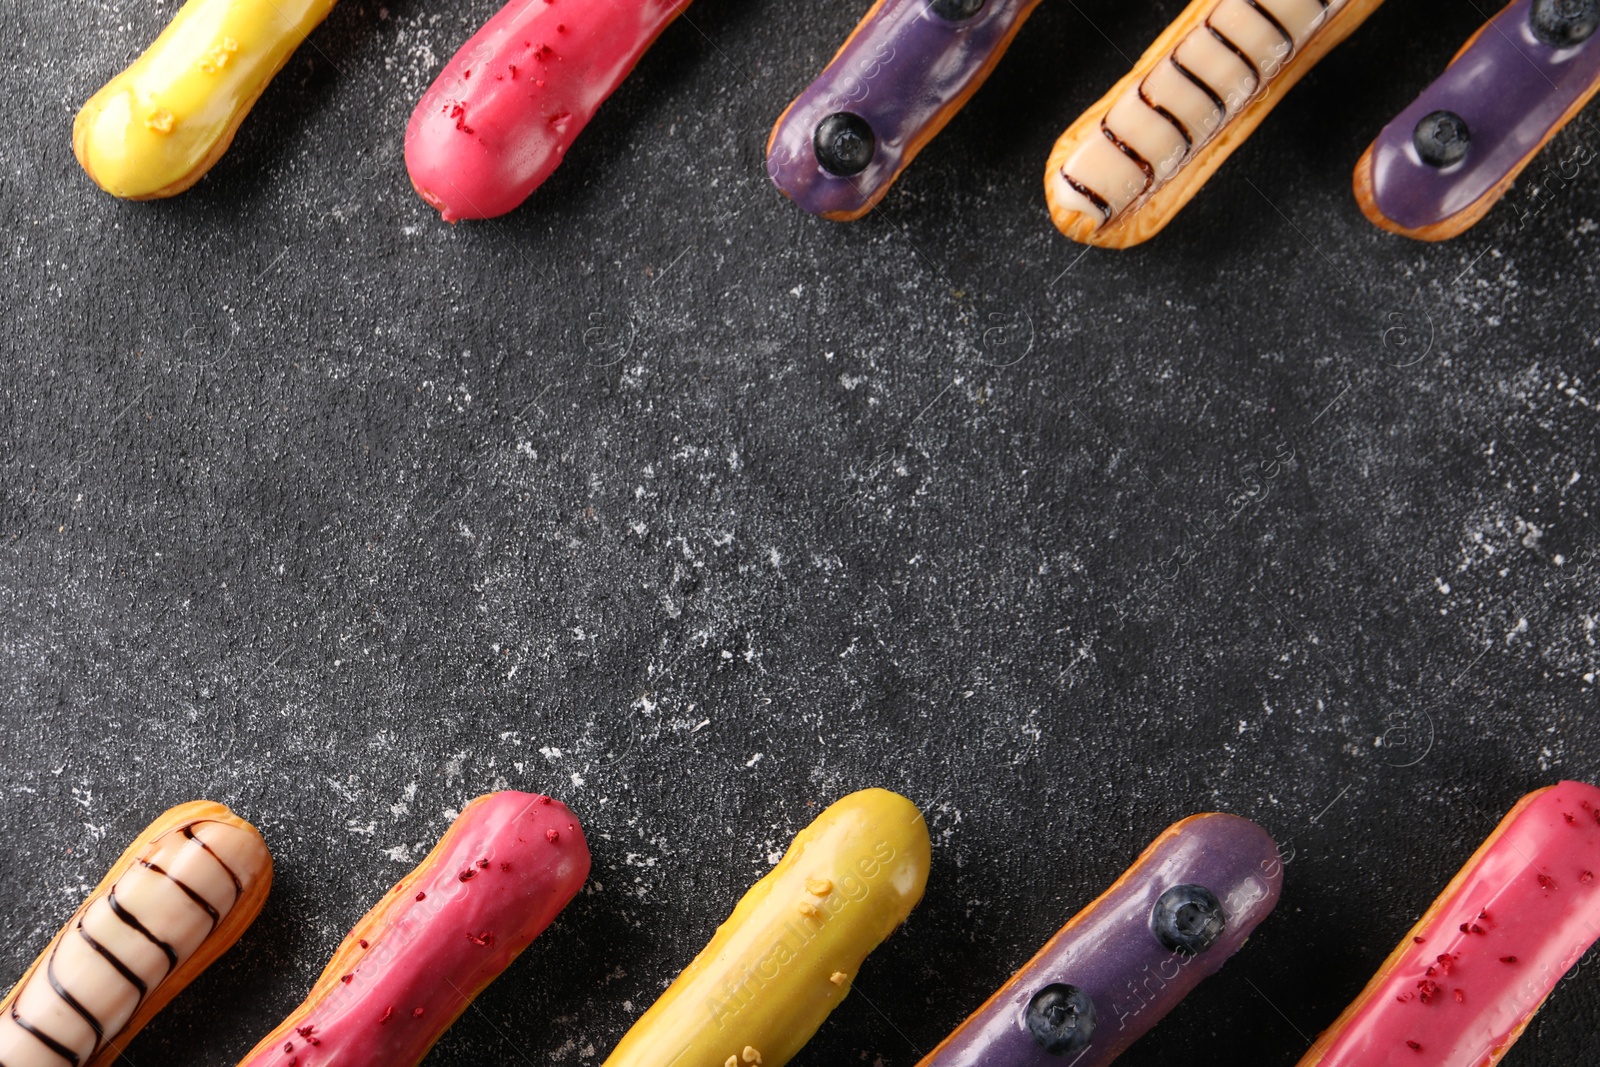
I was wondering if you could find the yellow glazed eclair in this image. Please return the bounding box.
[74,0,339,199]
[0,800,272,1067]
[601,788,931,1067]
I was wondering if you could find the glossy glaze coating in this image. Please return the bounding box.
[917,813,1280,1067]
[1298,781,1600,1067]
[1044,0,1385,247]
[600,788,930,1067]
[1357,0,1600,240]
[0,801,272,1067]
[74,0,339,199]
[766,0,1044,221]
[235,792,589,1067]
[406,0,689,222]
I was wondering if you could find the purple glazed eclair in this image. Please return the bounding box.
[1355,0,1600,240]
[766,0,1043,220]
[917,813,1281,1067]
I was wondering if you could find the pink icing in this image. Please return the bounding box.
[239,792,589,1066]
[404,0,690,222]
[1307,781,1600,1065]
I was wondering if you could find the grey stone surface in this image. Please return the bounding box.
[3,0,1599,1063]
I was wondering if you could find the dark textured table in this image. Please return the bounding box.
[4,0,1599,1064]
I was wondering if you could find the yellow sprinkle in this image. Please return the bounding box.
[144,108,175,134]
[199,59,217,74]
[805,877,833,897]
[742,1047,762,1065]
[830,971,848,985]
[796,901,821,919]
[724,1058,737,1067]
[221,36,239,51]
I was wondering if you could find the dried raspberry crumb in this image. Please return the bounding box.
[539,795,552,804]
[1566,813,1577,824]
[1459,923,1473,934]
[460,868,477,881]
[1501,956,1518,963]
[1396,991,1415,1003]
[463,69,471,79]
[416,892,427,901]
[1406,1041,1422,1051]
[285,1043,294,1054]
[1537,873,1556,890]
[500,862,512,872]
[509,65,518,79]
[380,1007,393,1024]
[1417,979,1439,1003]
[296,1026,316,1038]
[359,939,369,949]
[1478,908,1489,920]
[1583,870,1595,884]
[466,930,496,946]
[412,1007,424,1018]
[477,857,490,868]
[546,828,560,843]
[1412,935,1426,944]
[1470,924,1485,934]
[1453,989,1464,1003]
[341,974,353,984]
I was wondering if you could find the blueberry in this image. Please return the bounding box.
[1531,0,1600,46]
[1024,984,1097,1056]
[1412,111,1471,168]
[814,113,875,177]
[1150,884,1226,955]
[930,0,986,18]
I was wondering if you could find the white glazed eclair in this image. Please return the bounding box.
[1045,0,1386,247]
[0,800,272,1067]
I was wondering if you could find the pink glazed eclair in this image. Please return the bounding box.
[1297,780,1600,1066]
[234,791,589,1066]
[405,0,690,221]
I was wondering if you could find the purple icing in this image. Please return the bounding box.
[767,0,1041,219]
[920,814,1281,1067]
[1368,0,1600,232]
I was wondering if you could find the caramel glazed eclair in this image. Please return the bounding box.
[0,801,273,1067]
[1045,0,1385,247]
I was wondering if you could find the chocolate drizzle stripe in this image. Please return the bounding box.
[1169,54,1228,115]
[1099,118,1155,183]
[106,888,178,972]
[1139,86,1194,148]
[1243,0,1295,52]
[183,823,244,898]
[45,948,105,1045]
[9,1003,79,1066]
[1204,21,1262,82]
[140,860,221,929]
[1061,173,1112,219]
[76,918,148,997]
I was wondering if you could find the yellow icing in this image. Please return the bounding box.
[74,0,338,199]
